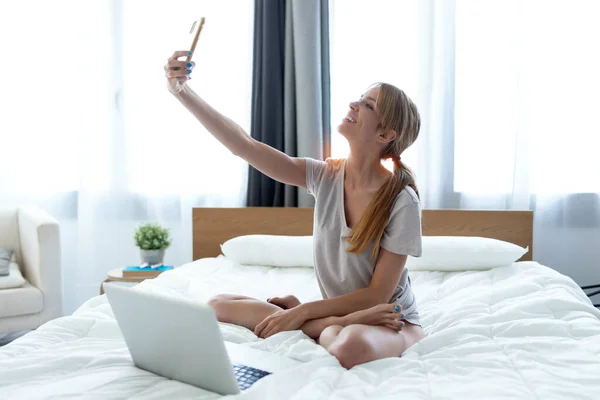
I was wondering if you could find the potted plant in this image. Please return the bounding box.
[134,223,172,266]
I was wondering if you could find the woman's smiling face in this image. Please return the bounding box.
[337,86,382,144]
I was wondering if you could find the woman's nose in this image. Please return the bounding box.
[349,101,358,111]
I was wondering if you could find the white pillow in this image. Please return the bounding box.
[0,261,26,289]
[220,234,528,271]
[406,236,528,271]
[221,235,314,268]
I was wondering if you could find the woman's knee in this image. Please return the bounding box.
[207,294,226,309]
[327,326,373,369]
[321,324,344,337]
[207,294,239,322]
[318,325,344,346]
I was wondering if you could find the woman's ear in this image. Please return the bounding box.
[377,129,397,144]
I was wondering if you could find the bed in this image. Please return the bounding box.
[1,208,599,399]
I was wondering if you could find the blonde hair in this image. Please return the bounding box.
[346,82,421,261]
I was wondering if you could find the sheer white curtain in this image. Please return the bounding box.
[0,0,253,313]
[330,0,600,285]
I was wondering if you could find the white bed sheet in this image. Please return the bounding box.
[1,256,600,399]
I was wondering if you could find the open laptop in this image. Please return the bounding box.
[104,284,301,395]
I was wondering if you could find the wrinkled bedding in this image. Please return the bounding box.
[1,256,600,399]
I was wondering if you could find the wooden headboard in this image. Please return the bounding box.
[192,208,533,261]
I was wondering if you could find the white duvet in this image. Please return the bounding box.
[1,257,600,400]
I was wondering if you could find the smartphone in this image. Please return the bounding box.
[187,17,205,63]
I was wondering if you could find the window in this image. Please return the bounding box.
[0,1,253,198]
[454,0,600,194]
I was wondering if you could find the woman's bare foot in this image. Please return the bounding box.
[267,295,301,310]
[342,303,404,331]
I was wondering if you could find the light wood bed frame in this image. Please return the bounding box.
[193,208,533,261]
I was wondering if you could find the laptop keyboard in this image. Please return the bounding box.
[232,364,271,390]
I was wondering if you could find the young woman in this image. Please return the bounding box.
[165,50,425,369]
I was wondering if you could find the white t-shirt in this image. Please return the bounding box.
[305,157,422,325]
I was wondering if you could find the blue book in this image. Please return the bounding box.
[123,265,173,276]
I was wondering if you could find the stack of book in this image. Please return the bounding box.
[122,265,174,278]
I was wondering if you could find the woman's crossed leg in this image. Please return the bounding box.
[208,294,424,369]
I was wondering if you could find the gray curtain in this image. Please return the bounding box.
[246,0,330,208]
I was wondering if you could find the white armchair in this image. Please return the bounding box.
[0,206,63,334]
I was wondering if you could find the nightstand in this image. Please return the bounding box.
[100,268,157,295]
[582,284,600,308]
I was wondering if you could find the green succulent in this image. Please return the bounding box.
[134,223,171,250]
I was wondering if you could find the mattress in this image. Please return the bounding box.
[1,256,600,399]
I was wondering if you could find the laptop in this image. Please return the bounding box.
[104,284,301,395]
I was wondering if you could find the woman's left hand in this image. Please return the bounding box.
[254,307,306,338]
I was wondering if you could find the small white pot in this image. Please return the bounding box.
[140,249,165,265]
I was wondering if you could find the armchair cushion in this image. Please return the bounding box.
[0,282,43,318]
